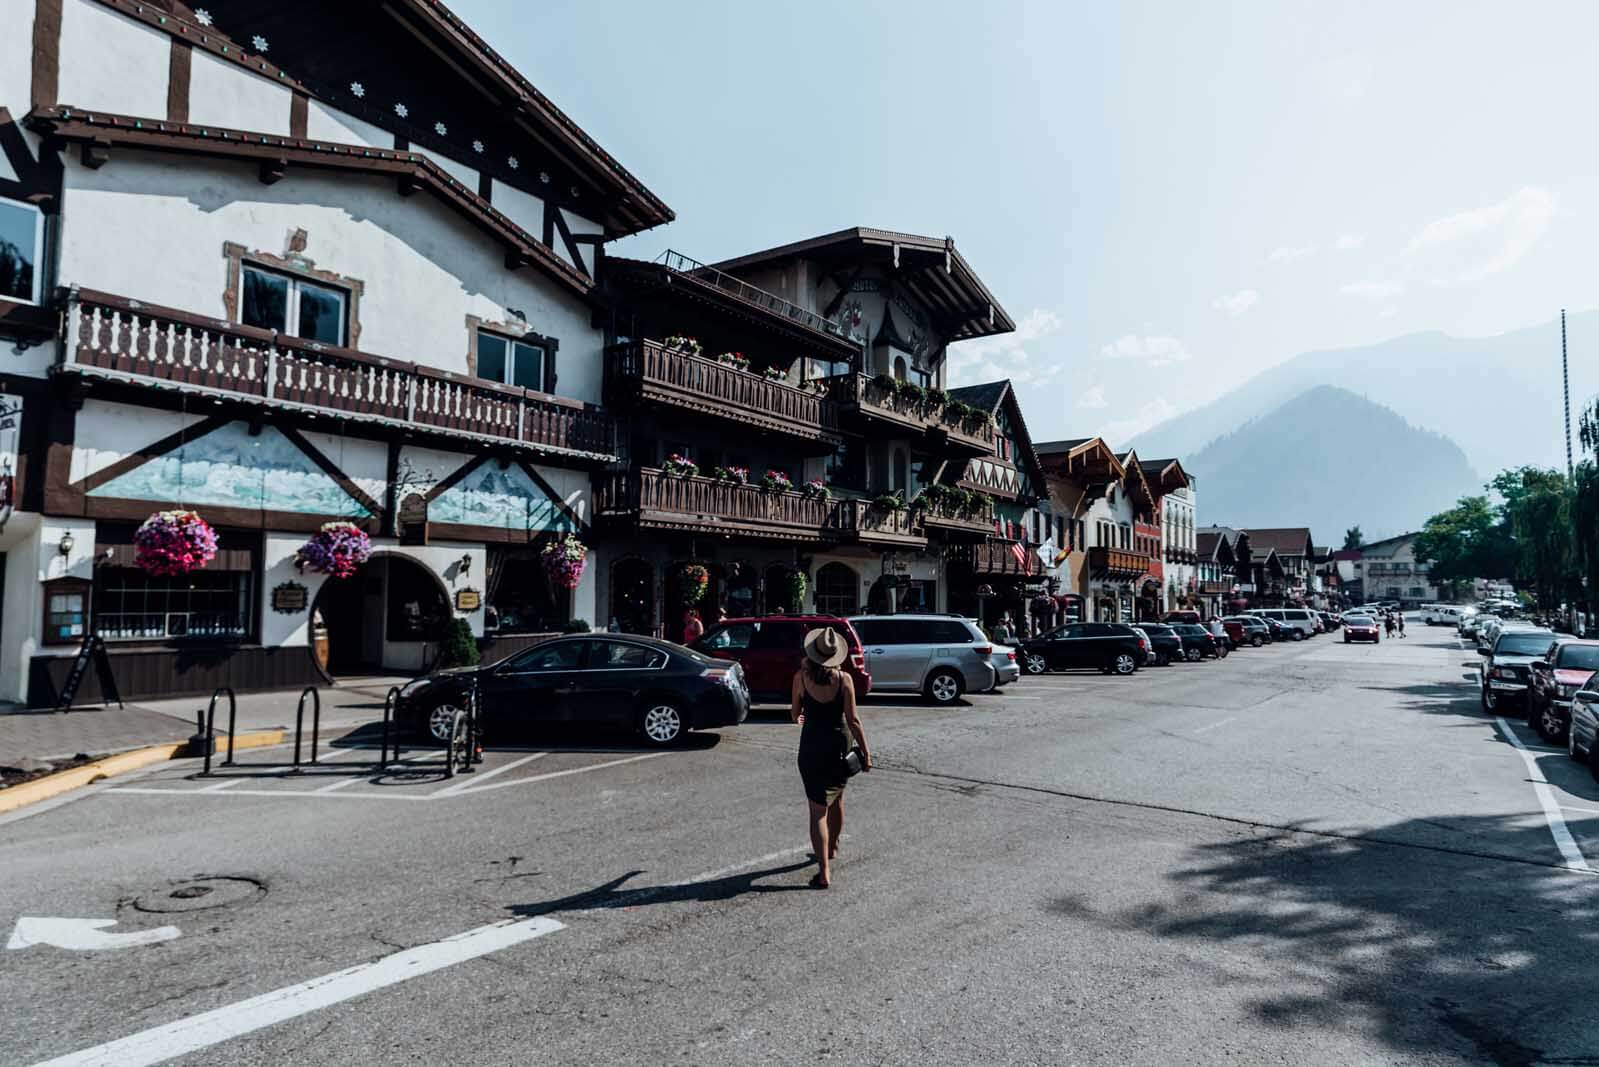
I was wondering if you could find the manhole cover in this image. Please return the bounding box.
[133,876,266,914]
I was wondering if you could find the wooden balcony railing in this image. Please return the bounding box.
[596,468,836,542]
[952,539,1036,576]
[917,496,996,540]
[1199,580,1230,595]
[828,374,994,454]
[1088,546,1153,578]
[62,289,616,460]
[829,498,927,548]
[605,340,840,445]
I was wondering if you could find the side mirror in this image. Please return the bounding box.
[1477,647,1491,656]
[1531,661,1548,671]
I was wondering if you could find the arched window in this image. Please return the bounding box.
[814,562,859,617]
[893,356,907,382]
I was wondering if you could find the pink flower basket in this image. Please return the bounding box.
[542,534,588,590]
[133,509,219,576]
[296,521,373,580]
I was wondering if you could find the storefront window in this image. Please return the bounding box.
[94,568,252,640]
[814,562,859,617]
[486,553,570,634]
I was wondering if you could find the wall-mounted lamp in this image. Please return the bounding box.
[459,554,472,575]
[57,531,75,557]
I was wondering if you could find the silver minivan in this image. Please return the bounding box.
[1249,608,1317,639]
[848,615,996,706]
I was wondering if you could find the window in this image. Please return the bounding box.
[750,621,806,650]
[702,623,755,651]
[505,640,585,671]
[0,197,43,304]
[240,263,348,344]
[814,562,859,617]
[93,568,252,640]
[477,329,549,392]
[593,641,667,669]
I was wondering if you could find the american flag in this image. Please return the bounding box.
[1010,540,1031,574]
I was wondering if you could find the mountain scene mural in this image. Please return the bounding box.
[1181,386,1480,540]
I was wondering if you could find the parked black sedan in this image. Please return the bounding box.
[395,635,750,747]
[1171,623,1223,661]
[1318,611,1343,633]
[1138,624,1185,666]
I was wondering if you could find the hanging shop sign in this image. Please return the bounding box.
[271,581,309,614]
[455,588,482,613]
[397,492,429,546]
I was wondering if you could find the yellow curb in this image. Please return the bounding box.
[0,728,286,816]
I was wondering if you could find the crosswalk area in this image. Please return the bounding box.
[107,730,673,804]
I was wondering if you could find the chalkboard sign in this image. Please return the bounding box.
[271,581,309,614]
[55,635,123,712]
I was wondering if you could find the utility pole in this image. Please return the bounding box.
[1563,309,1574,480]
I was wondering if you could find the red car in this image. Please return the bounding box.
[693,615,871,704]
[1218,617,1248,646]
[1344,615,1380,643]
[1527,639,1599,743]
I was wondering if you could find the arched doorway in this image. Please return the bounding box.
[815,562,859,617]
[609,557,654,635]
[664,560,712,641]
[313,553,451,676]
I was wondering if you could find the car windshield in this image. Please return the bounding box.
[1556,645,1599,671]
[1497,632,1555,656]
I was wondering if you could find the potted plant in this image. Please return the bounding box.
[662,335,702,357]
[923,387,950,414]
[872,491,906,512]
[760,469,793,493]
[870,372,897,393]
[801,478,832,500]
[133,509,218,576]
[762,367,787,383]
[296,520,373,579]
[711,465,750,486]
[663,453,698,477]
[540,534,588,590]
[715,351,749,371]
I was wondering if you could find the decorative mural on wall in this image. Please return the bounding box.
[87,422,372,516]
[431,462,576,533]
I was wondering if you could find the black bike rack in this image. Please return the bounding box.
[284,686,321,774]
[198,686,236,777]
[380,685,401,769]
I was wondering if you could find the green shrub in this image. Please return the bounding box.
[434,617,481,669]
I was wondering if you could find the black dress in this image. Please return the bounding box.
[797,680,850,807]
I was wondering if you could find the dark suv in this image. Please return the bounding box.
[1018,622,1146,676]
[1479,627,1559,713]
[694,615,870,705]
[1138,624,1184,666]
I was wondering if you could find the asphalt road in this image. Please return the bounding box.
[4,621,1597,1066]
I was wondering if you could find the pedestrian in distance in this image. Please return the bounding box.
[1385,614,1396,638]
[790,627,871,890]
[682,608,704,644]
[994,614,1014,644]
[1398,613,1406,638]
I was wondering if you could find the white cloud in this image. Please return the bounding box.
[1404,187,1555,282]
[1103,397,1178,444]
[1266,244,1317,264]
[1211,289,1259,317]
[1334,234,1365,251]
[1098,334,1193,368]
[1316,52,1374,110]
[1378,307,1398,319]
[1077,385,1108,409]
[1340,279,1404,299]
[946,307,1064,387]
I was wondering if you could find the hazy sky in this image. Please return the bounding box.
[458,0,1599,444]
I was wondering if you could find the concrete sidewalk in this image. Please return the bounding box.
[0,678,408,765]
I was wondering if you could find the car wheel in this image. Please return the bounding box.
[1110,653,1138,675]
[1218,645,1230,659]
[1535,701,1567,743]
[1251,636,1263,648]
[1154,652,1170,667]
[1343,636,1351,644]
[639,701,684,747]
[1292,631,1305,642]
[1481,685,1498,713]
[428,701,466,743]
[925,669,963,706]
[1184,647,1202,663]
[1023,652,1048,675]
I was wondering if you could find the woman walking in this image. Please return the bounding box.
[790,627,871,889]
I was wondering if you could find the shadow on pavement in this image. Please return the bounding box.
[1046,815,1599,1065]
[511,861,816,917]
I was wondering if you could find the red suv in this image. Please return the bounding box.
[693,615,871,704]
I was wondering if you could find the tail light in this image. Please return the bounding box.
[701,666,741,689]
[1006,651,1017,662]
[973,646,992,656]
[850,652,866,671]
[1138,638,1148,649]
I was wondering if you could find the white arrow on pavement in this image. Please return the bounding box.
[7,917,182,952]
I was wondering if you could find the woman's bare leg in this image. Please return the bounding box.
[808,801,831,886]
[827,796,844,859]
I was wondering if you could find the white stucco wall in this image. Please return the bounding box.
[300,430,388,504]
[57,152,606,402]
[0,515,44,703]
[304,101,391,149]
[490,179,543,244]
[68,401,208,483]
[0,0,33,117]
[187,49,292,135]
[411,146,478,193]
[58,0,169,118]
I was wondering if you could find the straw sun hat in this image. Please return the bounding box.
[802,626,849,668]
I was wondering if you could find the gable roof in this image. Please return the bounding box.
[1242,527,1315,556]
[1036,437,1125,485]
[712,228,1015,342]
[1196,529,1236,563]
[951,380,1046,495]
[949,381,1009,412]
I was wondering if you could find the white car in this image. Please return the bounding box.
[988,644,1021,688]
[1249,608,1317,639]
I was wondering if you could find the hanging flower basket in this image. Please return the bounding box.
[541,534,588,590]
[295,521,372,579]
[676,563,710,606]
[133,509,218,576]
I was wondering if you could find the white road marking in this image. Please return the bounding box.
[432,752,548,797]
[194,779,244,793]
[107,787,430,802]
[310,778,361,794]
[446,752,669,797]
[8,917,180,952]
[1560,805,1599,817]
[1192,717,1237,734]
[1496,717,1595,873]
[27,916,564,1067]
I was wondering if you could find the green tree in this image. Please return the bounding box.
[1342,526,1363,550]
[1413,495,1512,590]
[1494,467,1574,611]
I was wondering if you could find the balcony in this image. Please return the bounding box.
[605,339,840,448]
[62,289,616,461]
[828,373,994,454]
[1088,546,1153,579]
[1199,580,1230,595]
[830,498,928,549]
[952,539,1037,577]
[597,468,836,542]
[917,496,996,541]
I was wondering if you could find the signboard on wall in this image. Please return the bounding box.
[397,493,429,546]
[0,392,20,520]
[271,581,309,614]
[455,588,482,613]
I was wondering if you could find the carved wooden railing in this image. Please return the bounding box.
[916,496,996,538]
[827,373,994,453]
[829,498,927,546]
[605,340,838,442]
[1088,546,1154,577]
[62,290,616,458]
[952,539,1035,576]
[597,468,836,541]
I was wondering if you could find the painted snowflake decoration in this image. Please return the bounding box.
[251,35,269,53]
[570,186,580,198]
[471,140,484,154]
[538,171,550,184]
[394,102,409,118]
[349,82,365,98]
[434,121,447,136]
[193,8,213,26]
[507,155,520,170]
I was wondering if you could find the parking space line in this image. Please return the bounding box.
[445,752,668,797]
[432,753,549,797]
[195,779,245,793]
[1496,717,1595,873]
[1192,717,1236,734]
[311,778,362,794]
[1559,805,1599,817]
[108,786,431,801]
